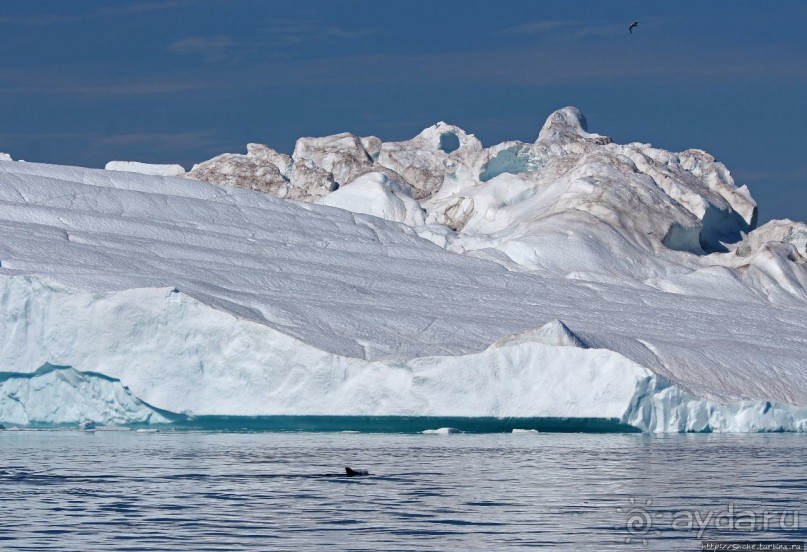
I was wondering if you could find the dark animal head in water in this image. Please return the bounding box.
[345,467,369,477]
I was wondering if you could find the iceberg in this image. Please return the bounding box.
[423,428,463,435]
[0,107,806,432]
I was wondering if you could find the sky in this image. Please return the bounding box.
[1,0,806,223]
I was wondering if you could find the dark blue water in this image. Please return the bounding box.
[0,431,804,550]
[171,415,640,433]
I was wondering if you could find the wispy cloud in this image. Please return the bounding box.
[0,131,98,142]
[89,131,219,151]
[733,167,807,184]
[0,130,224,163]
[0,67,223,97]
[0,1,190,26]
[263,18,376,46]
[166,20,377,62]
[99,0,192,16]
[227,39,807,90]
[499,19,584,35]
[0,12,88,26]
[168,35,234,62]
[498,17,679,42]
[2,19,805,99]
[61,79,221,96]
[563,23,625,40]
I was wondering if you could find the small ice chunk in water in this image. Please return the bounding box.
[422,427,463,435]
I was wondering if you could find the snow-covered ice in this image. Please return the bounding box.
[1,107,806,432]
[105,161,186,177]
[319,171,426,226]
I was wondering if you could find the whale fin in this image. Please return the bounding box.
[345,467,369,477]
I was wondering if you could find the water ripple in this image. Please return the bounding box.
[0,431,805,550]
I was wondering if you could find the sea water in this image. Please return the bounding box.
[0,431,805,550]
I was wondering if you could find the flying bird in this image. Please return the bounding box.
[629,21,639,34]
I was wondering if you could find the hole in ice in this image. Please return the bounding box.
[439,132,460,153]
[479,146,542,182]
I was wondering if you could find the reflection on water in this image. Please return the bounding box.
[0,431,805,550]
[172,415,640,433]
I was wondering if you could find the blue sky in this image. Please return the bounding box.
[1,0,805,223]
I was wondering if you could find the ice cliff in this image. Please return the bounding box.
[0,108,806,431]
[0,363,171,426]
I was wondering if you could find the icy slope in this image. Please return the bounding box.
[105,161,186,177]
[0,108,806,431]
[0,363,171,426]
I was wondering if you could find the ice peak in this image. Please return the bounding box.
[537,106,612,145]
[489,319,587,350]
[292,132,374,186]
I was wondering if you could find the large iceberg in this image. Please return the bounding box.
[0,107,806,432]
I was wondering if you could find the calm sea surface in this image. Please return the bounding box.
[0,430,805,550]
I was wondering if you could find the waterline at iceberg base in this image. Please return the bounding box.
[1,277,805,433]
[1,107,806,433]
[1,354,805,433]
